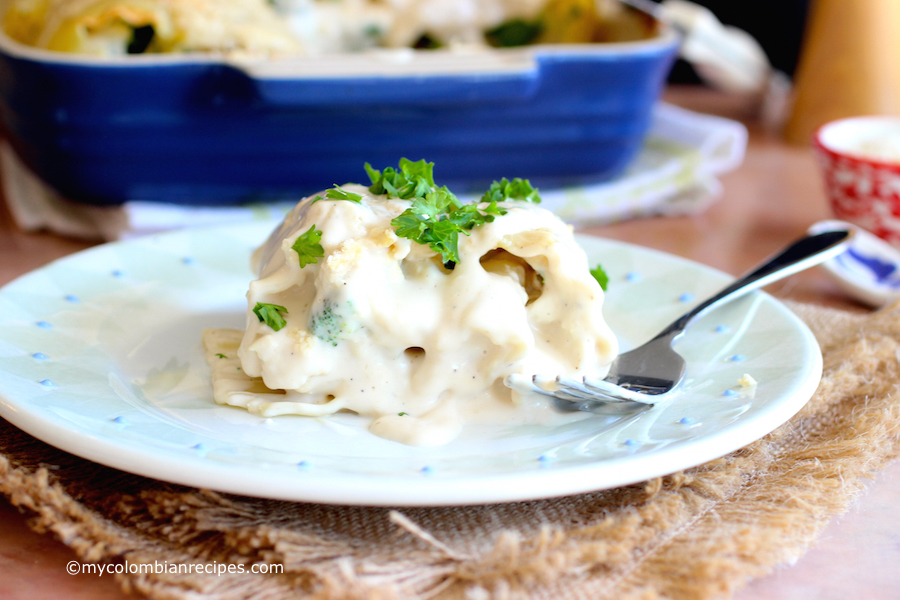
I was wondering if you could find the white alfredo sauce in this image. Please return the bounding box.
[203,184,618,446]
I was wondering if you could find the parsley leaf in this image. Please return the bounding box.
[215,353,227,359]
[449,202,504,230]
[590,264,609,291]
[486,19,543,47]
[311,185,363,204]
[325,186,362,203]
[397,157,434,185]
[391,211,429,241]
[365,160,531,265]
[367,158,437,199]
[481,177,541,204]
[364,162,382,186]
[418,218,461,264]
[391,189,469,264]
[290,224,324,268]
[253,302,288,331]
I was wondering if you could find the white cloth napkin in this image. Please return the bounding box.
[4,103,746,241]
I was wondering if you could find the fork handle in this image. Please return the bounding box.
[657,229,852,339]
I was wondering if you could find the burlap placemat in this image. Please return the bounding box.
[2,300,899,600]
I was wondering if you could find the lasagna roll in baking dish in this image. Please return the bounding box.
[2,0,304,55]
[2,0,653,56]
[203,161,618,446]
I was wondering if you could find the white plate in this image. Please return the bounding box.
[0,224,821,506]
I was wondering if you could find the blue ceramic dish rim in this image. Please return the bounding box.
[0,20,681,79]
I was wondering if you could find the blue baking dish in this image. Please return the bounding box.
[0,28,679,206]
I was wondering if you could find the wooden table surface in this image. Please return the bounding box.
[1,87,896,599]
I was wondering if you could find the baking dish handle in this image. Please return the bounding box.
[227,51,541,106]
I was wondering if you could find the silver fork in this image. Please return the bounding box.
[506,229,853,407]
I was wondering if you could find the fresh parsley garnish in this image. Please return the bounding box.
[253,302,288,332]
[215,353,227,359]
[398,412,408,416]
[291,224,324,268]
[590,264,609,291]
[364,159,530,265]
[481,177,541,204]
[311,185,363,204]
[412,33,442,49]
[392,189,500,265]
[325,186,362,203]
[366,158,436,199]
[391,188,464,262]
[485,19,543,47]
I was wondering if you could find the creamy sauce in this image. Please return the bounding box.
[204,185,617,445]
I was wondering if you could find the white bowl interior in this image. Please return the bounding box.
[817,116,900,164]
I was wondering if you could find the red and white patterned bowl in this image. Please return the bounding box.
[814,116,900,247]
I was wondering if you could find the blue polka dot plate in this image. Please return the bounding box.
[0,224,821,505]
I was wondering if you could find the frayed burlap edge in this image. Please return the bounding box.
[2,300,899,600]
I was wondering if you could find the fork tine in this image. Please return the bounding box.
[508,373,643,404]
[555,376,604,397]
[550,387,600,403]
[504,373,547,396]
[582,376,663,404]
[505,374,656,414]
[554,376,626,402]
[537,375,618,402]
[507,374,595,402]
[507,374,577,401]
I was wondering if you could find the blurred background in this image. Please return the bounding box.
[665,0,810,84]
